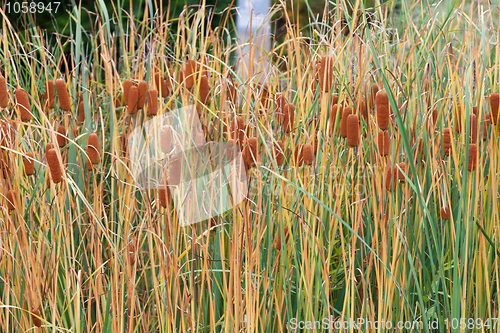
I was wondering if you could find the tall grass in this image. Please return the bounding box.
[0,0,499,332]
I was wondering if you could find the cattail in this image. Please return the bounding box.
[378,130,390,156]
[483,113,490,141]
[0,75,9,108]
[318,55,334,91]
[184,60,197,89]
[0,149,10,179]
[230,116,246,147]
[489,93,499,124]
[282,103,295,132]
[55,78,71,111]
[45,143,54,152]
[454,102,462,133]
[147,89,158,116]
[119,133,128,155]
[312,131,320,154]
[385,166,396,192]
[127,85,139,114]
[45,79,55,109]
[346,114,360,147]
[340,106,354,138]
[15,88,31,121]
[78,100,85,123]
[168,155,181,186]
[275,226,290,251]
[301,143,314,165]
[367,83,378,110]
[46,148,62,183]
[357,97,368,121]
[294,144,304,166]
[6,190,16,211]
[87,133,99,166]
[396,163,407,182]
[275,93,286,114]
[123,80,134,106]
[137,80,148,109]
[199,75,210,105]
[159,186,171,208]
[468,144,477,171]
[442,128,451,156]
[24,152,35,176]
[431,108,438,126]
[154,72,170,98]
[31,308,42,328]
[330,94,339,109]
[242,137,258,168]
[160,126,173,154]
[375,90,390,130]
[329,104,341,136]
[473,105,478,115]
[273,140,285,166]
[194,130,205,147]
[56,126,68,147]
[469,114,478,143]
[440,206,450,220]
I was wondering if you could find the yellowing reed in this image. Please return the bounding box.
[329,104,341,136]
[46,148,62,183]
[55,78,71,111]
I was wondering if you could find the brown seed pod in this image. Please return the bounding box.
[87,133,99,166]
[472,105,478,115]
[367,83,379,110]
[442,128,451,156]
[489,93,499,125]
[329,104,342,136]
[46,148,62,183]
[6,190,16,211]
[31,308,42,328]
[55,78,71,111]
[467,144,477,171]
[440,206,450,220]
[0,75,9,108]
[24,152,35,176]
[184,60,197,89]
[301,143,314,165]
[160,126,172,154]
[294,144,304,166]
[230,116,246,146]
[431,108,438,126]
[273,140,285,166]
[199,75,210,105]
[375,90,390,130]
[137,80,148,109]
[318,55,334,91]
[242,137,258,168]
[378,130,390,156]
[330,94,339,109]
[396,163,408,182]
[45,79,55,109]
[346,114,360,147]
[15,88,31,121]
[45,143,54,152]
[385,166,396,192]
[123,80,133,105]
[282,103,295,133]
[56,126,68,147]
[147,89,158,116]
[0,150,10,179]
[469,114,478,143]
[168,155,181,186]
[119,133,128,155]
[159,187,171,208]
[78,100,85,123]
[127,85,139,114]
[275,226,290,251]
[340,106,354,138]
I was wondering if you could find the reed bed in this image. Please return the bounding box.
[0,0,500,332]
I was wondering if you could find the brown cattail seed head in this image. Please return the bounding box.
[55,78,71,111]
[301,143,314,165]
[160,126,173,154]
[31,308,42,328]
[87,133,99,166]
[6,190,16,210]
[15,88,31,121]
[242,137,258,168]
[273,140,285,166]
[440,206,450,220]
[442,128,451,156]
[230,116,246,147]
[123,80,133,105]
[396,163,407,182]
[46,148,62,183]
[199,75,210,105]
[368,83,379,110]
[137,80,148,109]
[473,105,478,115]
[168,155,181,186]
[24,152,35,176]
[45,80,55,109]
[489,93,499,125]
[282,103,295,133]
[56,126,68,147]
[385,167,396,192]
[127,85,139,114]
[159,187,171,208]
[376,90,390,130]
[318,55,334,91]
[184,60,196,89]
[378,130,390,156]
[147,89,158,116]
[431,108,438,126]
[0,75,9,108]
[78,100,85,123]
[468,144,477,171]
[346,114,360,147]
[469,114,478,143]
[340,106,354,138]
